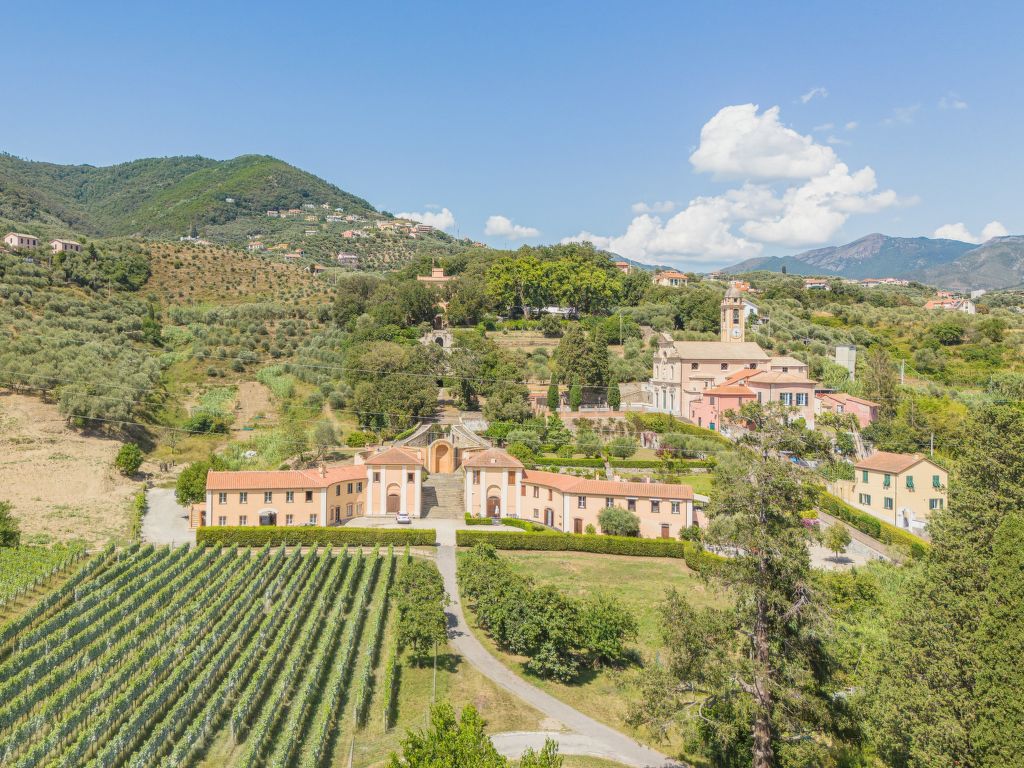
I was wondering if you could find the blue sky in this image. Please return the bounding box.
[5,1,1022,268]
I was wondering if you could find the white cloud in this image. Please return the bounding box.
[883,104,920,125]
[563,104,903,267]
[484,214,540,240]
[689,104,838,180]
[631,200,676,214]
[812,122,835,132]
[800,87,828,104]
[395,206,456,231]
[933,220,1008,244]
[844,121,858,131]
[939,92,968,110]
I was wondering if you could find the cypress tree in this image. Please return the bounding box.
[546,376,559,412]
[973,513,1024,766]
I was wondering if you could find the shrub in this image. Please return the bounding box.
[501,517,548,532]
[114,443,144,476]
[584,523,597,535]
[0,501,20,548]
[598,507,641,537]
[464,514,494,526]
[345,430,371,448]
[454,529,724,573]
[196,526,436,547]
[605,436,638,459]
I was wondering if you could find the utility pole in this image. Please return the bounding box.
[930,432,934,456]
[900,359,905,386]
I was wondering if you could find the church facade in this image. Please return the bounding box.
[646,283,818,429]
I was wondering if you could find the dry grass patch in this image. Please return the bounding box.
[0,393,136,545]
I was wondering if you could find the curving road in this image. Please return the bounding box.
[436,544,682,768]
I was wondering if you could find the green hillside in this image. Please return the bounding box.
[0,153,378,237]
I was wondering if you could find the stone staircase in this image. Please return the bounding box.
[421,472,465,519]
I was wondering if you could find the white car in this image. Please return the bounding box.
[396,511,411,525]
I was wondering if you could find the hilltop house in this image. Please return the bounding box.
[50,238,82,253]
[613,260,631,274]
[3,232,39,249]
[835,451,948,533]
[689,367,817,430]
[336,252,359,267]
[654,270,689,287]
[924,295,976,314]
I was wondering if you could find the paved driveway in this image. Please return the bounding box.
[143,488,196,546]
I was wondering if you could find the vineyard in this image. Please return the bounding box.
[0,544,87,608]
[0,541,402,767]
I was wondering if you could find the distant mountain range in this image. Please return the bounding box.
[724,233,1024,291]
[0,153,379,238]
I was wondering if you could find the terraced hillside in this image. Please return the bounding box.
[0,542,399,767]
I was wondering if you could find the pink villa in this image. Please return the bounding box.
[50,238,82,253]
[815,392,880,428]
[198,431,699,539]
[202,445,424,528]
[689,369,817,431]
[463,448,699,538]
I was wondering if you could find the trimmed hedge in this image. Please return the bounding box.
[498,518,549,533]
[455,529,724,573]
[196,526,436,547]
[464,514,495,526]
[816,492,929,559]
[535,457,605,468]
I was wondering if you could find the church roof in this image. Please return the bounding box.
[668,341,770,362]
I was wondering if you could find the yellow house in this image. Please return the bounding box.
[851,451,947,533]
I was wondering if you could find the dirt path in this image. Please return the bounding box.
[0,393,137,545]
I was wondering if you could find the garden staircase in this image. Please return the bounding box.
[421,471,465,519]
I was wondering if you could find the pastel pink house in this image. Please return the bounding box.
[815,392,880,428]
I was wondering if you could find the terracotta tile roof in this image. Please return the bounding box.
[669,341,770,361]
[722,368,762,385]
[768,355,806,368]
[744,371,816,385]
[463,448,524,469]
[522,470,693,499]
[522,469,582,491]
[363,446,423,466]
[817,392,880,408]
[704,384,756,397]
[854,451,929,474]
[569,479,694,500]
[206,464,366,491]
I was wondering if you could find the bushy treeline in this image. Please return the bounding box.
[457,543,637,681]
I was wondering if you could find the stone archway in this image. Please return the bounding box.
[430,440,454,474]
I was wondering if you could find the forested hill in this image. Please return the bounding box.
[0,153,378,238]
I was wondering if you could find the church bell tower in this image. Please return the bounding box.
[721,283,745,343]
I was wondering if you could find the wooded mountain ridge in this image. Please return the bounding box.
[725,232,1024,291]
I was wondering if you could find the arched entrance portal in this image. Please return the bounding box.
[386,483,401,514]
[486,495,501,518]
[430,441,454,474]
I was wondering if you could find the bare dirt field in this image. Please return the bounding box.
[0,393,137,545]
[232,380,278,439]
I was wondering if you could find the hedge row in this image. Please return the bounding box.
[463,514,495,526]
[497,518,549,533]
[196,527,437,547]
[532,456,714,471]
[455,529,724,573]
[816,492,929,559]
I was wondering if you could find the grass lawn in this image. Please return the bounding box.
[676,472,714,496]
[459,550,729,763]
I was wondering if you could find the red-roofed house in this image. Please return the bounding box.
[464,448,698,537]
[688,368,817,430]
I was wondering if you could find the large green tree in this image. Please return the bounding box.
[868,405,1024,767]
[631,408,849,767]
